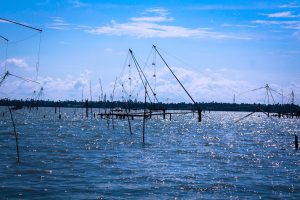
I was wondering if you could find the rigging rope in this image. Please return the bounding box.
[36,32,42,79]
[3,41,8,72]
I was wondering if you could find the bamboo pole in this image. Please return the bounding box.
[142,84,147,143]
[8,107,20,163]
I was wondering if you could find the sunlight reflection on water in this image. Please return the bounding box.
[0,107,299,199]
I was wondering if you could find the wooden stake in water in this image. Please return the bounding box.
[90,80,93,119]
[142,83,147,143]
[198,109,202,122]
[81,86,84,119]
[127,113,133,135]
[8,107,20,163]
[85,99,89,118]
[59,106,61,119]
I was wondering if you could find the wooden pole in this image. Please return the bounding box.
[8,107,20,163]
[90,80,93,119]
[58,106,61,119]
[198,109,202,122]
[142,84,147,143]
[163,109,166,119]
[0,17,42,32]
[127,113,133,135]
[85,99,88,118]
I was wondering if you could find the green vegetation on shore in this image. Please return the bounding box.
[1,99,299,113]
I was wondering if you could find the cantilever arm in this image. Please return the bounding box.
[0,17,42,32]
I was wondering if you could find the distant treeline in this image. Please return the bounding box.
[1,98,299,113]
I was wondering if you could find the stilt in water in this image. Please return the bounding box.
[58,106,61,119]
[55,106,57,114]
[127,113,133,135]
[198,109,202,122]
[85,99,89,118]
[163,109,166,119]
[142,84,147,143]
[8,107,20,163]
[295,135,299,150]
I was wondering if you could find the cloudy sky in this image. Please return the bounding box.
[0,0,299,104]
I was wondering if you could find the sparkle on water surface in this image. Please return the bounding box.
[0,107,299,199]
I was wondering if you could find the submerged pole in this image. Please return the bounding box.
[142,84,147,143]
[8,108,20,163]
[127,113,133,135]
[198,109,202,122]
[58,106,61,119]
[85,99,89,118]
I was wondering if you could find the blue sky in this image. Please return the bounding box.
[0,0,299,104]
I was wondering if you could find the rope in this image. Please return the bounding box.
[7,32,40,45]
[4,41,8,72]
[36,32,42,79]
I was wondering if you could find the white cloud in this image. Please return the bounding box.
[0,58,32,71]
[116,65,274,103]
[1,67,299,104]
[279,2,300,8]
[130,16,174,23]
[252,20,300,25]
[264,11,300,18]
[0,70,93,100]
[48,17,71,30]
[69,0,88,8]
[87,9,251,40]
[252,20,300,35]
[221,24,257,28]
[47,17,92,31]
[267,11,294,18]
[131,7,174,22]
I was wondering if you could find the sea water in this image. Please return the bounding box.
[0,107,299,199]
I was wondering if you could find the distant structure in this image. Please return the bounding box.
[291,91,295,105]
[233,94,236,104]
